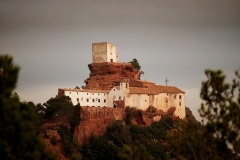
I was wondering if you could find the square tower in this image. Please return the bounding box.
[92,42,118,63]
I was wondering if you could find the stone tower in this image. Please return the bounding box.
[92,42,118,63]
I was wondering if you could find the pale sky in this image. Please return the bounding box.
[1,0,240,120]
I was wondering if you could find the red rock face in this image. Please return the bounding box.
[74,107,125,144]
[84,62,140,90]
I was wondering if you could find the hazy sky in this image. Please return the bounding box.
[1,0,240,120]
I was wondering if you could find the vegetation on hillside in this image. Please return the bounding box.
[0,55,56,159]
[129,58,144,75]
[168,69,240,160]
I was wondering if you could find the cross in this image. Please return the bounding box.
[165,78,169,86]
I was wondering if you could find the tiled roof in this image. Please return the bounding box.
[135,80,155,84]
[154,85,184,93]
[129,87,158,94]
[129,85,184,94]
[115,86,120,90]
[58,88,110,93]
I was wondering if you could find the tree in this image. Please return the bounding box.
[129,58,141,70]
[0,55,56,159]
[168,69,240,160]
[43,95,73,119]
[75,86,80,89]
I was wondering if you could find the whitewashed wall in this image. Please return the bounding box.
[107,87,124,108]
[107,43,118,62]
[64,90,108,107]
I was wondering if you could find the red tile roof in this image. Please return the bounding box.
[129,85,184,94]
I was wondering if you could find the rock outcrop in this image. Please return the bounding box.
[84,62,140,90]
[74,107,125,144]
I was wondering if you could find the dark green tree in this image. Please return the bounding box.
[129,58,141,70]
[168,69,240,160]
[0,55,56,160]
[43,95,73,119]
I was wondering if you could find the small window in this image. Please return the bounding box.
[93,99,95,102]
[104,99,106,103]
[114,89,115,91]
[174,95,176,99]
[87,93,88,95]
[87,98,89,102]
[77,98,79,101]
[98,93,100,95]
[110,59,113,62]
[119,96,121,100]
[70,92,71,94]
[104,94,105,96]
[145,100,147,102]
[98,99,100,102]
[81,97,83,101]
[92,93,94,95]
[179,95,182,99]
[110,53,112,55]
[77,92,78,94]
[179,102,181,106]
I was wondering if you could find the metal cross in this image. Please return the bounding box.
[165,78,169,86]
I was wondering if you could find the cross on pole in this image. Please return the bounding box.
[165,78,169,86]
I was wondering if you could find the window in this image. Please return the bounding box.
[179,102,181,106]
[110,53,112,55]
[70,92,71,94]
[93,99,95,102]
[77,98,79,101]
[114,89,115,91]
[98,93,100,95]
[87,98,89,102]
[110,59,113,62]
[87,93,88,95]
[77,92,78,94]
[174,95,176,99]
[98,99,100,102]
[81,97,83,101]
[104,99,106,103]
[92,93,94,95]
[119,96,121,100]
[179,95,182,99]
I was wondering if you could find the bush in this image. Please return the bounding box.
[50,136,58,145]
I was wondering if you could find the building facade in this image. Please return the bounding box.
[58,80,186,119]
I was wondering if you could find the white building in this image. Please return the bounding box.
[58,80,185,119]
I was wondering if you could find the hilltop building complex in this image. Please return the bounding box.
[58,42,186,119]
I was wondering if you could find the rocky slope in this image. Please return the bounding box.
[84,62,141,90]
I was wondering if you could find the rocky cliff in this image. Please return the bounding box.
[84,62,141,90]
